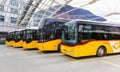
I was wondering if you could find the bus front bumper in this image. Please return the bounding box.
[13,40,23,48]
[5,41,15,46]
[61,44,79,58]
[5,41,11,46]
[11,41,15,46]
[37,43,44,51]
[23,41,38,49]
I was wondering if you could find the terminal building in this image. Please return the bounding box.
[0,0,120,72]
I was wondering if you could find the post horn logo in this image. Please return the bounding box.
[112,42,120,49]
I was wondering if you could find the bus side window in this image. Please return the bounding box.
[49,33,55,39]
[33,31,37,40]
[82,24,92,40]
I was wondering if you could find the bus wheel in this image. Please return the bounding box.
[97,46,106,57]
[58,44,61,52]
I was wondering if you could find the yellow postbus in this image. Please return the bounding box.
[5,33,11,46]
[23,28,38,49]
[37,18,68,52]
[5,31,16,46]
[13,29,26,47]
[11,31,17,46]
[61,20,120,58]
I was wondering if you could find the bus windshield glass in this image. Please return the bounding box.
[14,31,21,42]
[6,34,10,41]
[10,32,14,41]
[62,21,77,45]
[38,18,68,42]
[26,29,33,40]
[22,30,26,41]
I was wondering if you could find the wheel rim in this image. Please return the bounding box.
[99,48,104,56]
[97,47,106,57]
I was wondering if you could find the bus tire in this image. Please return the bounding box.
[97,46,106,57]
[58,44,61,52]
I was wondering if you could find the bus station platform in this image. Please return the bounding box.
[0,45,120,72]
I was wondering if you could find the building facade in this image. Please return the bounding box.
[0,0,18,27]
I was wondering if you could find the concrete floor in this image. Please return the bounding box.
[0,45,120,72]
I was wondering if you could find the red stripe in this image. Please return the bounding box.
[62,40,120,47]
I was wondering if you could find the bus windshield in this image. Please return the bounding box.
[6,34,10,41]
[26,30,33,40]
[10,32,14,41]
[38,18,68,42]
[62,21,77,45]
[22,30,26,41]
[26,29,37,43]
[14,31,21,42]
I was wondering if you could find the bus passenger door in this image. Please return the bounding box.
[43,23,57,51]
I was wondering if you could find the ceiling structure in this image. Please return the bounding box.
[0,0,120,31]
[0,0,72,29]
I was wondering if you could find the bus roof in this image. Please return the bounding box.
[26,27,38,30]
[38,17,69,28]
[71,19,120,27]
[18,29,26,31]
[44,17,69,22]
[8,29,18,33]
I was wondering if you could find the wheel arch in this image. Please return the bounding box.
[96,45,107,56]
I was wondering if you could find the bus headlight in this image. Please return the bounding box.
[63,49,66,54]
[70,51,74,55]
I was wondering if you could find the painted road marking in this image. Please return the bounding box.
[59,54,77,61]
[60,54,120,62]
[101,60,120,67]
[60,54,101,62]
[61,54,120,67]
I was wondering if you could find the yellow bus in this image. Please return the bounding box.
[61,20,120,58]
[10,31,17,46]
[5,31,16,46]
[23,28,38,49]
[6,31,16,46]
[5,33,11,46]
[37,18,68,52]
[13,29,26,47]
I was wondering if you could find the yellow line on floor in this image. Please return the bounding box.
[101,60,120,67]
[59,54,77,61]
[60,54,100,62]
[60,54,120,62]
[75,56,118,62]
[75,57,103,62]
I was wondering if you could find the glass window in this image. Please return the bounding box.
[56,20,67,27]
[0,15,4,22]
[10,8,18,14]
[82,24,92,39]
[92,25,104,32]
[62,21,77,45]
[55,20,67,38]
[0,5,4,11]
[44,18,56,28]
[26,30,34,40]
[10,17,17,23]
[14,31,21,41]
[9,0,19,7]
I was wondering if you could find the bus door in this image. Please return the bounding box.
[43,21,56,50]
